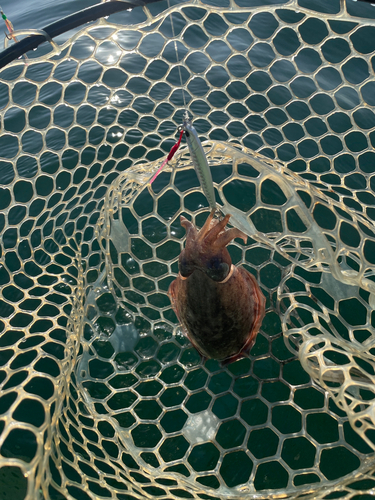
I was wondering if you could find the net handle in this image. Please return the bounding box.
[0,0,162,69]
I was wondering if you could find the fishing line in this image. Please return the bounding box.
[168,0,187,110]
[151,1,217,213]
[149,0,187,185]
[168,1,218,211]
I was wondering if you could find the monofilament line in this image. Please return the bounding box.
[168,0,187,110]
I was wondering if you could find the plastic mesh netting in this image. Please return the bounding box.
[1,0,375,498]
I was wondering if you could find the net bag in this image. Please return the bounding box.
[0,0,375,499]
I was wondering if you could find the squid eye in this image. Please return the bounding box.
[179,254,194,277]
[206,258,229,282]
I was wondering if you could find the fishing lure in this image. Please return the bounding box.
[0,7,28,63]
[150,111,217,212]
[149,129,184,184]
[1,7,16,40]
[182,111,217,211]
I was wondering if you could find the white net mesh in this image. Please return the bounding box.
[1,0,375,499]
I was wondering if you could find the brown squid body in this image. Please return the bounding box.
[168,210,266,363]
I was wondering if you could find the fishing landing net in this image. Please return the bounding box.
[1,0,375,498]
